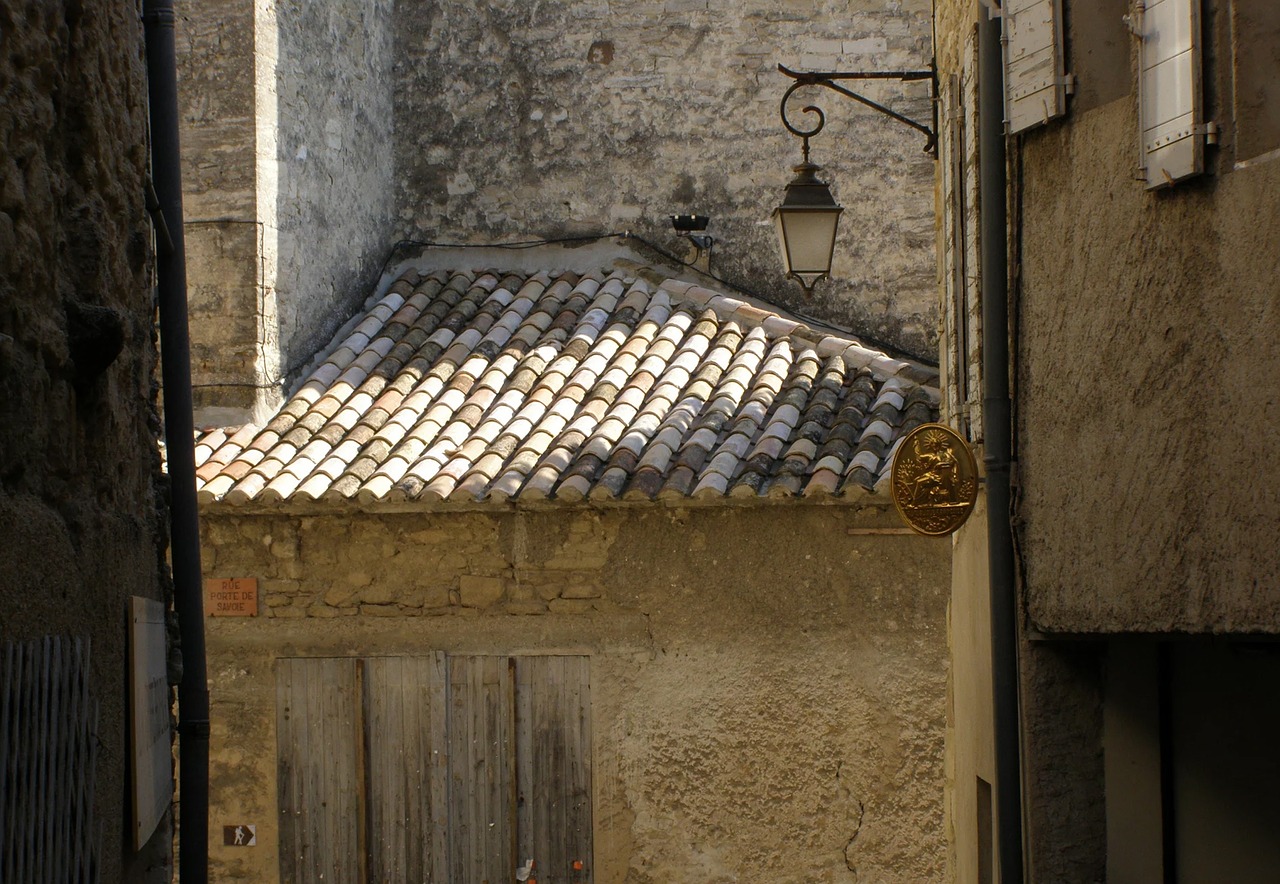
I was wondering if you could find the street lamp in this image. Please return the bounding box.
[773,63,937,296]
[773,135,843,295]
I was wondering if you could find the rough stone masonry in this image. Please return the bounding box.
[178,0,938,423]
[201,504,950,882]
[1,1,172,879]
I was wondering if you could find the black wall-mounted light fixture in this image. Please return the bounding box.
[671,214,714,272]
[670,214,709,233]
[773,63,938,297]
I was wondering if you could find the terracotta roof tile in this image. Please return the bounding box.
[195,265,940,507]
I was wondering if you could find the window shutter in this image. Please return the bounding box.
[1139,0,1205,188]
[1003,0,1068,133]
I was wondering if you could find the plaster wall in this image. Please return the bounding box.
[0,0,171,877]
[943,498,994,884]
[393,0,939,359]
[1017,97,1280,634]
[1015,640,1106,882]
[201,504,949,882]
[944,496,1109,884]
[933,7,1280,882]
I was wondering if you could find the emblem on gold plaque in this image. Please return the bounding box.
[891,423,979,537]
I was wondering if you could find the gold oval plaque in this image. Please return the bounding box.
[891,423,979,537]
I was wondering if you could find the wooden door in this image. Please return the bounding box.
[446,655,517,884]
[364,655,447,883]
[276,657,362,884]
[275,655,590,883]
[516,655,593,884]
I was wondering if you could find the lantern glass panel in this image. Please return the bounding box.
[773,206,841,276]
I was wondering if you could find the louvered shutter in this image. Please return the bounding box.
[1139,0,1204,188]
[1003,0,1067,133]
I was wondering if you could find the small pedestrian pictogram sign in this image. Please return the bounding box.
[224,824,257,847]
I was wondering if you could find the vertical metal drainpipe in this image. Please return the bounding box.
[978,4,1024,882]
[143,1,210,881]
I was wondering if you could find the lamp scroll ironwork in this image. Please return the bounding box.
[773,62,939,296]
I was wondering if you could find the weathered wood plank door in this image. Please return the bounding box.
[277,657,362,883]
[517,656,593,884]
[275,654,590,883]
[364,654,447,883]
[447,655,517,884]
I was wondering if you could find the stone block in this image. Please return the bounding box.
[506,580,536,602]
[424,605,481,618]
[359,582,397,605]
[561,580,602,599]
[547,598,598,615]
[271,579,303,595]
[525,577,563,602]
[405,527,451,544]
[322,584,358,606]
[844,36,888,56]
[459,574,505,607]
[544,544,609,571]
[270,538,296,559]
[502,600,548,615]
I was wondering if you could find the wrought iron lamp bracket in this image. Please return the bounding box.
[778,63,939,156]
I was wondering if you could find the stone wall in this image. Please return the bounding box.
[201,504,950,882]
[178,0,398,423]
[269,0,397,385]
[0,1,171,878]
[178,0,261,422]
[177,0,939,414]
[394,0,938,359]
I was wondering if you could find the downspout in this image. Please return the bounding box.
[977,4,1024,882]
[143,2,210,881]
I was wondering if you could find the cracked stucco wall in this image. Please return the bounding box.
[201,504,949,882]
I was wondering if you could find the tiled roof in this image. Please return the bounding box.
[194,267,939,508]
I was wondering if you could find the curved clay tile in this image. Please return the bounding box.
[193,262,940,506]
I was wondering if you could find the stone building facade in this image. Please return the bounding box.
[201,505,949,882]
[176,0,939,425]
[178,0,397,425]
[934,0,1280,881]
[190,258,952,880]
[1,1,172,879]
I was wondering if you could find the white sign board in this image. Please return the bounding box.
[130,596,173,850]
